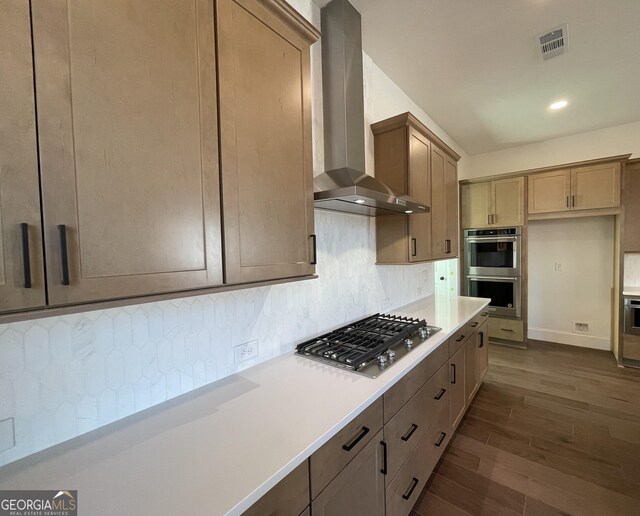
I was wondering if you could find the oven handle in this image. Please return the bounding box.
[465,236,518,243]
[467,276,518,282]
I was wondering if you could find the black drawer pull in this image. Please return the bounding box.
[455,334,465,342]
[435,432,447,447]
[481,312,489,317]
[58,224,70,286]
[20,223,32,289]
[445,239,451,254]
[411,237,417,257]
[402,477,419,500]
[401,423,418,442]
[380,440,387,475]
[479,331,485,348]
[501,328,515,332]
[469,321,478,328]
[434,388,446,400]
[310,234,317,265]
[342,426,369,452]
[451,364,456,384]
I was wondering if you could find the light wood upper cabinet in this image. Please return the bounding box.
[528,170,571,214]
[217,0,318,284]
[623,161,640,253]
[528,163,620,215]
[373,113,461,264]
[31,0,223,306]
[461,177,524,228]
[0,0,46,312]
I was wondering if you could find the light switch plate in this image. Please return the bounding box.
[0,418,15,452]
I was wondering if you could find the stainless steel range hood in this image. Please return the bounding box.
[314,0,430,216]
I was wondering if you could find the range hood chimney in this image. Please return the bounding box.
[314,0,429,216]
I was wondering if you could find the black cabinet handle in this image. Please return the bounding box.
[571,195,576,208]
[380,440,387,475]
[402,477,419,500]
[310,234,317,265]
[469,321,478,328]
[501,328,514,332]
[445,239,451,254]
[342,426,369,452]
[58,224,70,286]
[565,196,569,208]
[455,334,465,342]
[451,363,457,384]
[20,223,32,289]
[479,331,484,348]
[434,388,447,400]
[411,237,417,257]
[435,432,447,447]
[401,423,418,442]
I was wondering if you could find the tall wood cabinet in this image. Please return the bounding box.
[0,0,46,312]
[32,0,223,305]
[372,113,460,264]
[217,0,319,283]
[623,160,640,252]
[461,177,525,228]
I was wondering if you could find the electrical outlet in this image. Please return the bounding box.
[554,262,564,272]
[234,340,258,363]
[574,322,589,333]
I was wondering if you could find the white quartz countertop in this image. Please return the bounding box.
[0,294,489,515]
[623,286,640,297]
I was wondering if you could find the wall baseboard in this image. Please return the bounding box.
[528,327,611,351]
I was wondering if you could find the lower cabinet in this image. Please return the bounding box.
[312,430,386,516]
[247,311,489,515]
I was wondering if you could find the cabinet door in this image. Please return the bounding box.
[408,129,432,261]
[312,430,385,516]
[430,146,446,260]
[32,0,223,306]
[477,323,489,382]
[217,0,316,283]
[464,334,479,404]
[528,170,571,214]
[444,157,459,257]
[492,177,525,227]
[0,0,46,312]
[450,345,466,431]
[571,163,621,210]
[623,163,640,252]
[243,460,309,516]
[461,182,491,229]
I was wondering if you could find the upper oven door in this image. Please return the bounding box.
[465,235,521,277]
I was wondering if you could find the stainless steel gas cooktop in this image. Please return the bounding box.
[295,313,441,378]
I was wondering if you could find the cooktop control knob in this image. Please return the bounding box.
[377,354,388,367]
[386,349,396,360]
[418,327,429,340]
[404,338,413,350]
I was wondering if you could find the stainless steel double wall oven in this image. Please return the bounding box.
[463,228,522,318]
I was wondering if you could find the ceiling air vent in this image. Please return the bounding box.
[539,24,568,60]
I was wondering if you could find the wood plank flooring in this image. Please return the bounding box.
[411,340,640,516]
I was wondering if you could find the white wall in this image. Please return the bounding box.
[464,120,640,180]
[624,253,640,287]
[0,0,465,467]
[528,217,614,350]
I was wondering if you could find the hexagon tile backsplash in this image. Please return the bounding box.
[0,210,438,466]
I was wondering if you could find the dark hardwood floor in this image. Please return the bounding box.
[412,340,640,516]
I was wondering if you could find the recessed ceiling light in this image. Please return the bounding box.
[549,100,568,110]
[405,210,413,214]
[354,199,366,204]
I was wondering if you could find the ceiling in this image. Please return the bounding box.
[341,0,640,155]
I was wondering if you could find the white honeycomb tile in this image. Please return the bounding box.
[49,322,72,365]
[0,329,24,380]
[31,409,55,452]
[24,326,49,374]
[140,342,158,380]
[124,346,142,384]
[147,306,164,343]
[165,369,181,399]
[54,402,77,442]
[190,302,204,332]
[150,375,166,405]
[39,365,64,410]
[0,379,13,421]
[97,390,117,425]
[163,304,178,338]
[116,383,135,419]
[71,318,95,361]
[84,354,107,398]
[171,336,186,370]
[105,350,125,391]
[193,361,206,388]
[130,310,148,346]
[157,339,172,374]
[94,315,114,356]
[76,395,97,434]
[14,373,39,420]
[133,377,151,411]
[63,359,85,404]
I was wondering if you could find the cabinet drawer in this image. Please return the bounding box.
[243,460,309,516]
[384,341,449,423]
[384,362,450,482]
[386,406,451,516]
[466,309,489,335]
[488,317,524,342]
[448,329,470,356]
[310,398,383,499]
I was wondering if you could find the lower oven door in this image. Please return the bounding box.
[465,276,521,319]
[624,299,640,336]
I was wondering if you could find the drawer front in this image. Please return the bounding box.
[243,460,309,516]
[384,341,449,423]
[384,362,450,481]
[448,329,469,356]
[310,397,383,499]
[466,309,489,335]
[386,406,451,516]
[488,317,524,342]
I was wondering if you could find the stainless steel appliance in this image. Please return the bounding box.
[623,298,640,362]
[295,313,441,378]
[464,228,521,277]
[465,276,521,319]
